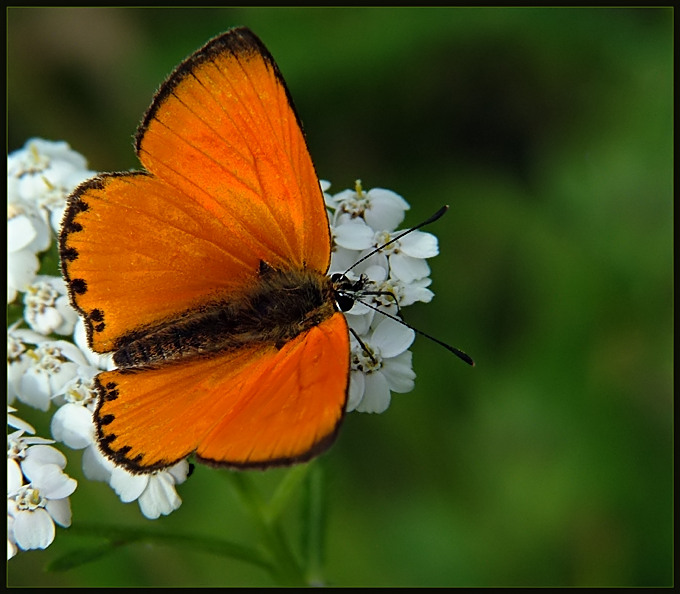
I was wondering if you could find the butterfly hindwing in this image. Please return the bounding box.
[96,312,349,471]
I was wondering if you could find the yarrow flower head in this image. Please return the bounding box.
[23,275,78,336]
[7,139,194,562]
[7,410,77,559]
[324,179,441,414]
[7,138,95,235]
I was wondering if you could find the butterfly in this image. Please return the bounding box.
[60,27,353,472]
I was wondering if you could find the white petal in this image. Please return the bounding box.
[345,308,373,334]
[82,445,115,482]
[45,497,72,527]
[13,508,55,550]
[371,318,415,358]
[167,460,190,485]
[51,340,91,367]
[8,459,24,493]
[18,369,53,411]
[51,403,95,449]
[110,467,148,502]
[328,247,360,275]
[22,446,67,480]
[399,231,439,258]
[139,473,181,519]
[389,254,431,283]
[382,351,416,393]
[7,215,38,252]
[6,410,35,434]
[30,464,77,500]
[363,264,388,283]
[54,296,78,335]
[346,371,365,412]
[356,372,391,413]
[400,284,434,306]
[333,220,375,250]
[364,188,409,231]
[7,249,40,301]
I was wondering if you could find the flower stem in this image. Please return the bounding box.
[224,471,307,586]
[301,461,327,586]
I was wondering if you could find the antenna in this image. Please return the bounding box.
[333,204,474,366]
[349,297,475,366]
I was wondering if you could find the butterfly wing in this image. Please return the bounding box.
[60,27,330,353]
[61,27,349,470]
[97,312,349,471]
[136,27,330,275]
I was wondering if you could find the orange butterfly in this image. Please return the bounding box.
[60,27,350,472]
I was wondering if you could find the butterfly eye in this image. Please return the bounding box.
[335,293,355,313]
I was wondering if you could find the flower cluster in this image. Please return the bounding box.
[7,407,76,559]
[7,139,442,559]
[7,140,190,560]
[324,180,439,414]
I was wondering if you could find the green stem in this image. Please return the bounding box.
[224,471,307,586]
[302,462,327,586]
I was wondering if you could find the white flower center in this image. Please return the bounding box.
[370,279,402,308]
[351,344,383,374]
[373,230,400,256]
[8,334,26,362]
[29,345,67,373]
[15,485,47,511]
[7,436,28,460]
[27,281,60,307]
[65,377,96,406]
[38,176,69,211]
[7,202,26,220]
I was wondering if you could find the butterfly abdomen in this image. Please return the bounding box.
[113,265,338,369]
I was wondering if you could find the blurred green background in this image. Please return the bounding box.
[7,7,672,587]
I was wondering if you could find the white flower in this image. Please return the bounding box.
[7,430,58,471]
[7,138,94,234]
[7,199,51,303]
[326,180,409,232]
[23,275,78,336]
[371,228,438,283]
[8,461,76,551]
[346,317,416,414]
[50,373,116,482]
[7,323,49,405]
[323,180,439,414]
[7,426,77,554]
[51,398,96,451]
[109,461,191,520]
[15,340,89,411]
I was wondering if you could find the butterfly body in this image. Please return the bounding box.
[112,263,338,369]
